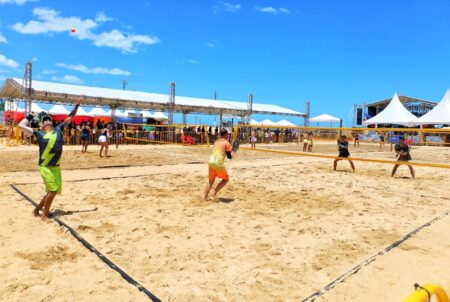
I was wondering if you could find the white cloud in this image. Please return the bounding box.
[13,7,98,36]
[51,75,83,84]
[223,2,241,12]
[0,53,19,68]
[0,0,37,5]
[12,7,159,53]
[255,6,290,14]
[187,59,199,64]
[0,32,7,43]
[206,39,220,48]
[213,2,241,14]
[95,11,114,23]
[42,69,57,75]
[32,56,38,61]
[55,63,131,76]
[93,29,159,53]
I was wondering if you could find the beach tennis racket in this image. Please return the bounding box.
[232,139,240,152]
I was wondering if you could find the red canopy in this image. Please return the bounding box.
[4,111,25,123]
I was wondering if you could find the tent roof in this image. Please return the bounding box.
[1,78,305,117]
[249,119,261,125]
[122,108,138,116]
[48,104,70,115]
[363,93,418,126]
[275,119,296,126]
[89,107,109,116]
[309,113,341,122]
[261,119,275,125]
[71,106,91,116]
[115,109,126,117]
[139,110,154,118]
[152,112,168,120]
[416,89,450,125]
[31,103,46,113]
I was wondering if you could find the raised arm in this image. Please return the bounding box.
[18,113,35,137]
[64,96,83,126]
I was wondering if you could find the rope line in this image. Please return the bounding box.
[301,210,450,302]
[10,184,162,302]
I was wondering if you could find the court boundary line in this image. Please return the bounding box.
[301,210,450,302]
[10,184,162,302]
[13,172,175,185]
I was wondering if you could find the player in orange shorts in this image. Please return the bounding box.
[204,128,234,200]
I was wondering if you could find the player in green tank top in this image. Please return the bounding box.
[19,96,83,220]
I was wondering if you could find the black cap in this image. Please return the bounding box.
[37,111,52,123]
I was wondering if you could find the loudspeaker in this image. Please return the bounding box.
[356,108,362,125]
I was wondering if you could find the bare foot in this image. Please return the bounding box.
[210,194,219,202]
[33,208,41,217]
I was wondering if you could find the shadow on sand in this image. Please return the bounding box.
[50,207,98,218]
[218,198,234,203]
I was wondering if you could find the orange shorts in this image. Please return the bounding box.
[208,164,228,181]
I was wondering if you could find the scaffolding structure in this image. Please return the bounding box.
[22,61,32,115]
[168,82,175,124]
[246,93,253,125]
[304,100,310,126]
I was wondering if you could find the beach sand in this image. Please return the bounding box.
[1,143,449,301]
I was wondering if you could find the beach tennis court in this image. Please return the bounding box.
[1,144,449,301]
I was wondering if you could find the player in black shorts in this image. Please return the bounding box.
[353,133,360,147]
[392,137,415,179]
[334,135,355,172]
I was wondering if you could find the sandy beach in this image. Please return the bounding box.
[1,143,449,301]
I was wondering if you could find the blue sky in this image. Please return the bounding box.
[0,0,449,125]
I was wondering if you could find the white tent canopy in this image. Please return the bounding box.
[140,110,154,118]
[416,89,450,125]
[49,104,70,115]
[261,119,276,125]
[275,119,296,126]
[31,103,46,113]
[249,119,262,125]
[70,106,92,116]
[115,109,126,117]
[2,78,305,117]
[121,108,139,117]
[363,93,418,126]
[152,112,168,120]
[89,107,109,116]
[309,113,341,123]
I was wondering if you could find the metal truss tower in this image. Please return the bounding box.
[22,61,32,114]
[246,93,253,125]
[168,82,175,124]
[304,100,310,126]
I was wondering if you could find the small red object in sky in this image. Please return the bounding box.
[70,28,76,33]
